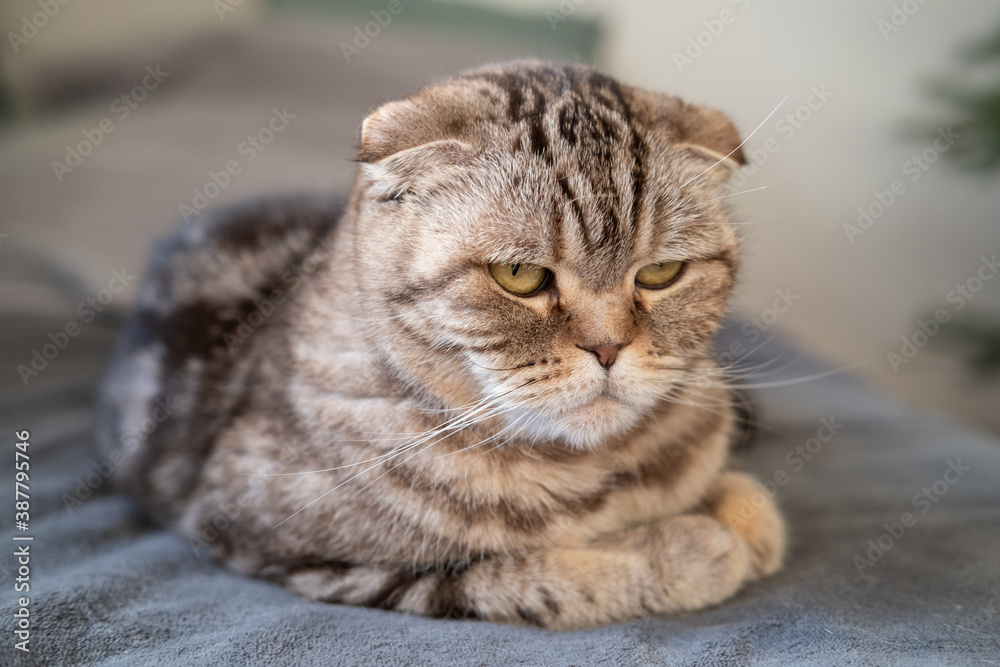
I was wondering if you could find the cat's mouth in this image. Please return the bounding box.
[492,360,675,448]
[544,369,683,447]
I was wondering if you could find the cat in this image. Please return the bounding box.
[96,60,785,630]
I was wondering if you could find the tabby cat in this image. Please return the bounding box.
[97,60,785,630]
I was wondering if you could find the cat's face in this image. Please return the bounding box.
[350,62,743,448]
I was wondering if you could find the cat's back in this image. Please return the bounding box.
[95,196,343,521]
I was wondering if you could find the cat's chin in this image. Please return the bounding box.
[509,396,642,450]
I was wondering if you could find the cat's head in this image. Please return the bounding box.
[350,61,744,449]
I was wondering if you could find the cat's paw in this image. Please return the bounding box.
[707,470,786,578]
[654,513,753,610]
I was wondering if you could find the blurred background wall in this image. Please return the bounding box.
[1,0,998,432]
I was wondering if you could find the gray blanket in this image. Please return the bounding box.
[2,314,998,665]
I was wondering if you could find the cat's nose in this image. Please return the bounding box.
[581,344,622,370]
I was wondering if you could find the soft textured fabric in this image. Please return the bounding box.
[2,315,999,666]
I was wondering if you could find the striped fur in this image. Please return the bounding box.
[97,61,784,630]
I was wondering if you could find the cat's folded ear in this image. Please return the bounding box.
[357,97,477,200]
[627,88,746,176]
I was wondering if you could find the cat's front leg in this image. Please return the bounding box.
[458,513,755,629]
[279,480,781,630]
[703,470,786,578]
[458,475,783,629]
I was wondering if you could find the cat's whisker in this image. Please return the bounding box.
[271,378,542,523]
[678,215,792,229]
[654,393,749,426]
[482,413,537,456]
[722,355,803,382]
[565,193,617,206]
[660,386,737,412]
[680,340,819,386]
[686,220,791,228]
[666,381,788,438]
[271,459,385,528]
[271,402,516,526]
[424,407,530,463]
[653,351,718,363]
[696,181,794,206]
[466,359,541,373]
[340,312,407,323]
[340,404,526,503]
[685,355,787,384]
[674,91,792,194]
[261,391,517,476]
[693,357,879,390]
[376,379,531,428]
[701,334,795,376]
[355,387,539,480]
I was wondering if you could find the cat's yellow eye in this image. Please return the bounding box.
[489,262,549,295]
[635,261,684,289]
